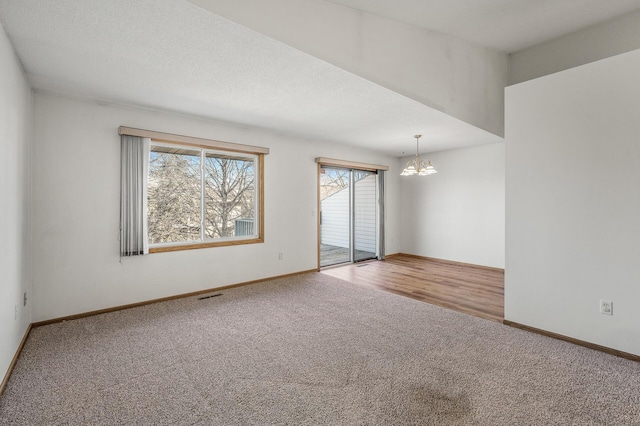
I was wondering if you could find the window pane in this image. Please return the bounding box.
[148,147,201,243]
[204,153,255,239]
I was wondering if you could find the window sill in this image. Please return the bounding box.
[149,237,264,254]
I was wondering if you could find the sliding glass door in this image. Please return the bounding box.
[319,167,351,266]
[353,170,377,262]
[320,166,378,267]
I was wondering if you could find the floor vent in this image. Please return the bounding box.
[356,264,370,268]
[198,293,222,300]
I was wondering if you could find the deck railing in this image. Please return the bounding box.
[234,218,254,236]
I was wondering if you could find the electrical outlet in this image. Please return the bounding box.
[278,252,283,260]
[24,291,27,307]
[600,300,613,316]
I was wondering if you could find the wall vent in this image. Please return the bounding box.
[198,293,222,300]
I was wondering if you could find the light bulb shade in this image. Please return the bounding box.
[400,135,437,176]
[402,160,436,176]
[425,162,437,174]
[401,158,420,175]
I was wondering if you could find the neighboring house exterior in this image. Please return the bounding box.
[321,174,377,254]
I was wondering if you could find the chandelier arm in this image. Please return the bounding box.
[401,134,436,176]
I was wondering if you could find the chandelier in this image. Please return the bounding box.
[400,135,437,176]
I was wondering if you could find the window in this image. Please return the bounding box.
[147,142,262,252]
[119,127,268,256]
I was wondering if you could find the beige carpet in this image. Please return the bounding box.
[1,272,639,425]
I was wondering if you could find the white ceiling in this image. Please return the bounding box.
[1,1,638,156]
[325,0,640,53]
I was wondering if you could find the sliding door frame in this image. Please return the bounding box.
[315,158,389,270]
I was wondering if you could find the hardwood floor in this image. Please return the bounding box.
[321,254,504,322]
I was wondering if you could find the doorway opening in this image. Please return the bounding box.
[319,165,382,268]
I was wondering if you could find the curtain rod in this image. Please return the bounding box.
[315,157,389,171]
[119,126,270,155]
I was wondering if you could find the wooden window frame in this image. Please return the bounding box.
[119,127,267,253]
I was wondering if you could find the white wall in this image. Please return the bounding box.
[31,92,400,322]
[0,23,32,381]
[506,48,640,356]
[509,9,640,85]
[399,143,505,269]
[189,0,508,137]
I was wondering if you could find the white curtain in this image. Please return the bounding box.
[120,135,150,257]
[377,170,385,260]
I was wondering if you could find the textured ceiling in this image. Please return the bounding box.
[325,0,640,52]
[3,1,638,157]
[0,0,502,156]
